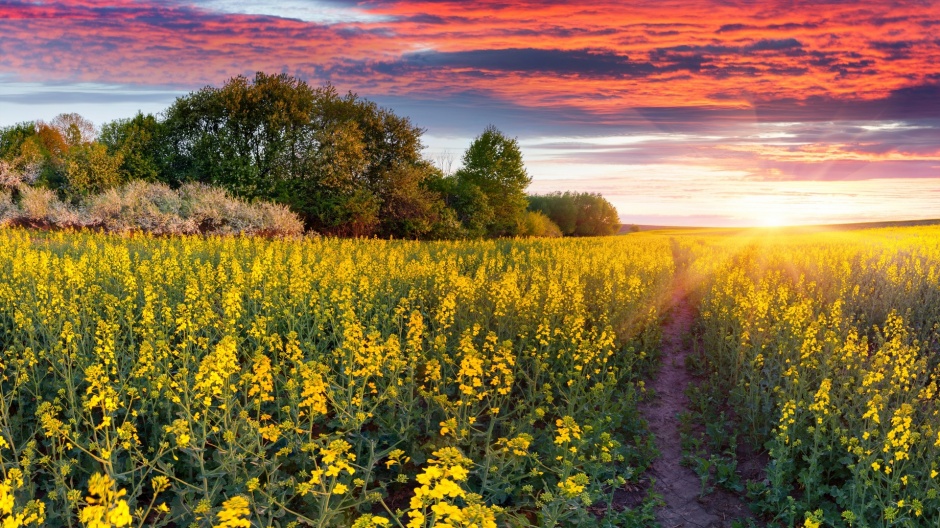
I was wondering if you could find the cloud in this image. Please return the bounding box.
[388,48,657,77]
[2,0,940,226]
[754,84,940,121]
[0,85,183,105]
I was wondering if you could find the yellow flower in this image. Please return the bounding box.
[151,476,171,494]
[353,514,391,527]
[214,496,251,528]
[497,434,533,456]
[554,416,582,445]
[194,337,240,407]
[79,473,133,528]
[557,473,589,498]
[299,361,329,417]
[246,353,275,403]
[385,449,409,469]
[804,509,823,528]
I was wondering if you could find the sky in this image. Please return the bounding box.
[1,0,939,226]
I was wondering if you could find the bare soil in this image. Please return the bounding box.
[639,279,755,528]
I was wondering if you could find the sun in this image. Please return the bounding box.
[756,213,791,228]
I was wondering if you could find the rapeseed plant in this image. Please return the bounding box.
[0,229,673,526]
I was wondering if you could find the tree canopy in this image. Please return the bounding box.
[446,125,531,237]
[0,72,624,239]
[528,191,621,236]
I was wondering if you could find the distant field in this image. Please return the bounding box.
[2,225,940,527]
[621,217,940,235]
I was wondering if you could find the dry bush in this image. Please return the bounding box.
[18,186,81,226]
[2,179,305,237]
[257,201,305,237]
[0,190,18,226]
[85,181,304,236]
[86,181,194,235]
[178,183,262,234]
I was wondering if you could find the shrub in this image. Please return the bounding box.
[528,191,621,236]
[518,210,562,237]
[85,180,304,236]
[0,160,21,189]
[179,182,267,234]
[87,180,193,234]
[17,185,81,226]
[0,190,17,226]
[256,201,305,237]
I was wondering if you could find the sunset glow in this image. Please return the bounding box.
[2,0,938,226]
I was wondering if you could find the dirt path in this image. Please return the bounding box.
[639,280,752,528]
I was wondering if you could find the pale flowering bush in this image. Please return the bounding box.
[0,160,21,189]
[0,160,40,189]
[87,180,194,234]
[85,180,304,236]
[17,185,82,226]
[0,191,17,226]
[256,200,305,236]
[0,179,306,236]
[178,182,261,234]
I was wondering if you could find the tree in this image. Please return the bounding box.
[377,163,449,239]
[572,192,620,236]
[163,73,447,236]
[298,87,437,236]
[161,72,317,197]
[50,113,96,146]
[0,119,72,191]
[0,113,131,199]
[63,142,124,196]
[528,193,577,233]
[453,126,531,237]
[100,113,163,182]
[0,122,36,161]
[528,192,621,236]
[0,122,41,185]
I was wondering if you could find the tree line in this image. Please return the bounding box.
[0,72,622,238]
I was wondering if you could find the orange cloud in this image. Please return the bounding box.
[2,1,938,190]
[1,0,937,116]
[718,143,940,163]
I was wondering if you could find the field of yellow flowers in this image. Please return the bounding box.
[684,226,940,527]
[0,229,671,527]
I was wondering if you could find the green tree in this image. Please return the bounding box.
[100,113,163,182]
[453,125,531,237]
[295,87,437,237]
[63,142,125,196]
[528,192,621,236]
[0,122,36,161]
[572,192,620,236]
[162,72,316,197]
[162,73,446,237]
[377,163,450,239]
[528,192,577,233]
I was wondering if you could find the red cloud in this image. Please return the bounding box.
[1,0,937,115]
